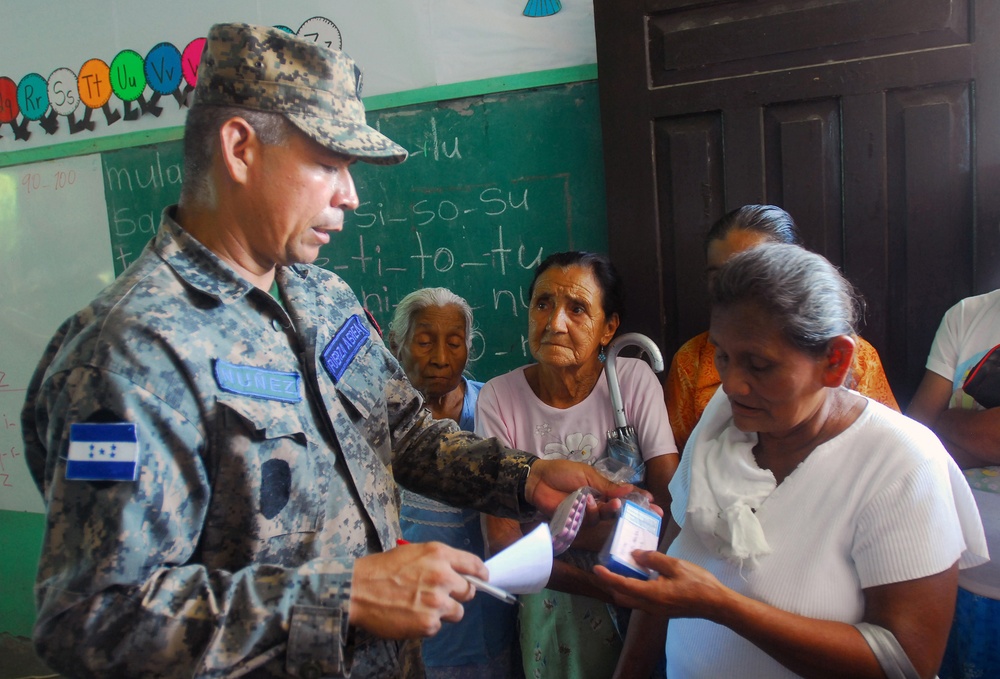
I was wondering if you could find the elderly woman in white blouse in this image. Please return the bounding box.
[605,243,988,679]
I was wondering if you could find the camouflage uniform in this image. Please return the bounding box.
[22,212,535,679]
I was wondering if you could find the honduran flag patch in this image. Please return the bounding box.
[66,423,140,481]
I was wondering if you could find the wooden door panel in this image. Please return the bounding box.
[841,92,890,352]
[646,47,973,115]
[763,99,844,266]
[647,0,968,86]
[653,113,725,347]
[595,0,999,407]
[887,83,974,401]
[722,108,766,207]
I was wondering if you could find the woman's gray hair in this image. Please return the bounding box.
[386,287,475,358]
[704,204,801,251]
[180,105,294,206]
[711,243,859,354]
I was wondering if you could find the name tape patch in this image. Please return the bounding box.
[66,423,140,481]
[214,360,302,403]
[322,314,369,382]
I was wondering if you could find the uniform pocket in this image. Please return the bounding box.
[214,396,325,543]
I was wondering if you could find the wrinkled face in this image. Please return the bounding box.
[244,130,360,268]
[399,304,469,400]
[527,265,619,369]
[706,229,772,292]
[710,300,827,435]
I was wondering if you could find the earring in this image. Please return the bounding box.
[598,345,606,363]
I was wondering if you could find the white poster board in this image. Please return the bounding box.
[0,154,113,512]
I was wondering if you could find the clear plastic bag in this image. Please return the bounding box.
[594,457,650,509]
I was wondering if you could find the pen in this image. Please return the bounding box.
[462,574,519,606]
[396,539,518,605]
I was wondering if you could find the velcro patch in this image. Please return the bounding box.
[66,423,139,481]
[214,360,302,402]
[321,314,369,382]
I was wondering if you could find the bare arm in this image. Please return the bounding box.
[567,518,614,551]
[611,518,680,679]
[933,407,1000,465]
[907,370,1000,467]
[598,552,958,679]
[549,559,616,602]
[644,453,677,512]
[484,514,525,555]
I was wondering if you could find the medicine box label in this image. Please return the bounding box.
[602,499,662,579]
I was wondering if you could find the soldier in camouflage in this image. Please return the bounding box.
[22,23,640,679]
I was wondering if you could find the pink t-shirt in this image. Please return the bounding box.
[475,357,677,463]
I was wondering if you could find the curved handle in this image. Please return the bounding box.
[604,332,664,429]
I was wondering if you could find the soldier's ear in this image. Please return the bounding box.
[218,116,258,185]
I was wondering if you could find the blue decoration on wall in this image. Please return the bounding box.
[524,0,562,18]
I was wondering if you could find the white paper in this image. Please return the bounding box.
[484,523,553,594]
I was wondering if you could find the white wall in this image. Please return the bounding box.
[0,0,597,152]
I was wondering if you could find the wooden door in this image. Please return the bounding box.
[595,0,1000,405]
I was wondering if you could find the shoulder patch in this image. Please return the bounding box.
[67,423,140,481]
[322,314,370,382]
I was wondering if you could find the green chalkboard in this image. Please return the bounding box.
[101,81,607,381]
[103,142,185,271]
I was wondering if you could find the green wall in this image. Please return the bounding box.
[0,510,45,636]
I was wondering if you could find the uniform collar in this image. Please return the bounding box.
[155,206,310,304]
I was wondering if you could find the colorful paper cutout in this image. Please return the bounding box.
[78,58,112,109]
[0,6,562,145]
[17,73,49,121]
[523,0,562,17]
[47,67,80,116]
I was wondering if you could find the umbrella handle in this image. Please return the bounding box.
[605,332,664,429]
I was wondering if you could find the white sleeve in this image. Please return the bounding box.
[852,446,987,588]
[925,300,963,386]
[667,442,692,528]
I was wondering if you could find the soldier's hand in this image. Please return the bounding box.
[525,458,660,520]
[348,542,487,639]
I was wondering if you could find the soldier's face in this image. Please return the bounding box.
[245,130,359,267]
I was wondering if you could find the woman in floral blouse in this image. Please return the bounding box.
[477,251,678,679]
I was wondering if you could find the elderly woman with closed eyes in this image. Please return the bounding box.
[387,287,518,679]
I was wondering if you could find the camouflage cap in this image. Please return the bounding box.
[194,22,407,165]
